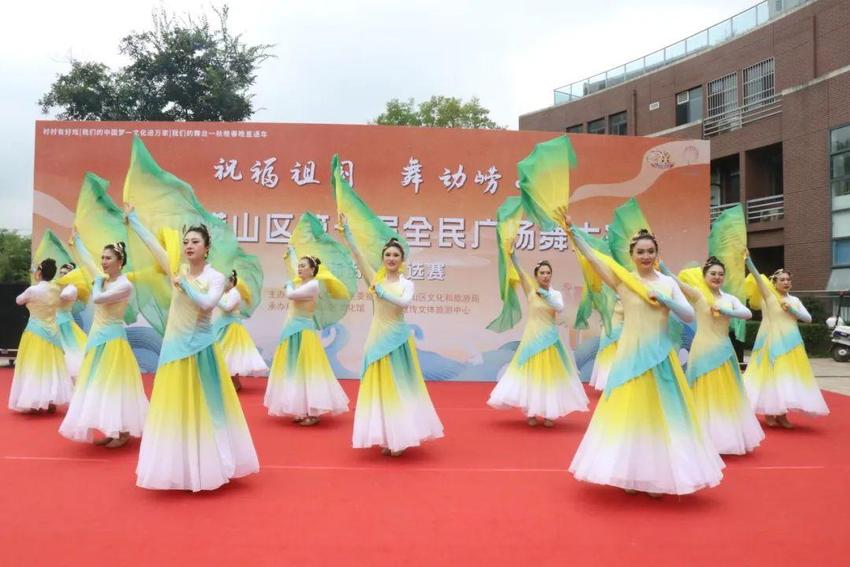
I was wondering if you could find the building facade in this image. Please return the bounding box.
[519,0,850,292]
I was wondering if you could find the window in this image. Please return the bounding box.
[743,58,775,109]
[707,73,738,119]
[831,124,850,266]
[565,124,584,133]
[608,111,627,135]
[676,86,703,125]
[710,155,740,206]
[587,118,605,135]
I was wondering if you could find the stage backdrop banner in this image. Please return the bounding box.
[33,121,709,380]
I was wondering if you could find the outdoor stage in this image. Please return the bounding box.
[0,369,847,566]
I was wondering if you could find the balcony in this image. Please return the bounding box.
[703,94,782,137]
[552,0,810,105]
[710,194,784,224]
[746,194,784,223]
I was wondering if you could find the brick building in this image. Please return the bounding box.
[519,0,850,292]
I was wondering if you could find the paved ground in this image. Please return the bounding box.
[810,357,850,395]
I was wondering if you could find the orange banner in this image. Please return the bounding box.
[33,121,709,379]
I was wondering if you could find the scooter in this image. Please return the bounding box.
[826,291,850,362]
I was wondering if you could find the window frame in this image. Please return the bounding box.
[831,123,850,268]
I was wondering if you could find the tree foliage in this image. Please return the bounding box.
[0,230,32,284]
[39,6,274,121]
[373,96,503,129]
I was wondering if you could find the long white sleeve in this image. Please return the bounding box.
[60,283,78,302]
[285,279,319,301]
[657,276,695,323]
[717,293,752,320]
[538,288,565,312]
[93,277,132,305]
[15,285,34,305]
[179,267,225,312]
[785,295,812,323]
[218,288,242,312]
[376,278,414,308]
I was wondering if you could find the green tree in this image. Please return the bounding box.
[39,6,274,121]
[373,96,503,129]
[0,230,32,284]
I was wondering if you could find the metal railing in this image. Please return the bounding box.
[710,202,739,222]
[747,194,785,222]
[710,194,784,224]
[552,0,810,105]
[703,93,783,136]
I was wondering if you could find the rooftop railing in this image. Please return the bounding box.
[552,0,810,105]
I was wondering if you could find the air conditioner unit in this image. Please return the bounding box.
[677,92,690,105]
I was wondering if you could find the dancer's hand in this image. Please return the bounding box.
[335,212,348,232]
[68,226,78,246]
[123,203,135,224]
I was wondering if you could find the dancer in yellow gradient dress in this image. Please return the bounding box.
[59,234,148,447]
[743,254,829,428]
[487,254,588,427]
[339,214,443,456]
[567,217,723,496]
[128,210,259,491]
[8,259,73,413]
[661,257,763,454]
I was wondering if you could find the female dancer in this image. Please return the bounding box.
[589,299,623,392]
[215,270,269,391]
[8,259,73,413]
[264,253,349,425]
[55,262,87,379]
[662,257,763,454]
[339,214,443,456]
[127,208,259,491]
[744,255,829,427]
[487,255,588,426]
[566,217,723,496]
[59,233,148,448]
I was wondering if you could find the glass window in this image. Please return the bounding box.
[565,124,584,134]
[834,239,850,266]
[608,112,627,136]
[833,180,850,210]
[831,125,850,267]
[707,73,738,118]
[587,118,606,135]
[743,59,775,109]
[834,210,850,239]
[833,152,850,179]
[832,125,850,153]
[676,86,703,126]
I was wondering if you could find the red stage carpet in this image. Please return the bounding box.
[0,368,848,566]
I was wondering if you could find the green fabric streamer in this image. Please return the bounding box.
[708,203,748,342]
[74,172,140,324]
[330,153,409,273]
[34,229,73,267]
[289,212,358,329]
[122,135,264,333]
[518,135,577,232]
[607,197,651,270]
[486,197,524,332]
[573,231,616,335]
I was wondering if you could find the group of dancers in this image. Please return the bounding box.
[8,146,830,497]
